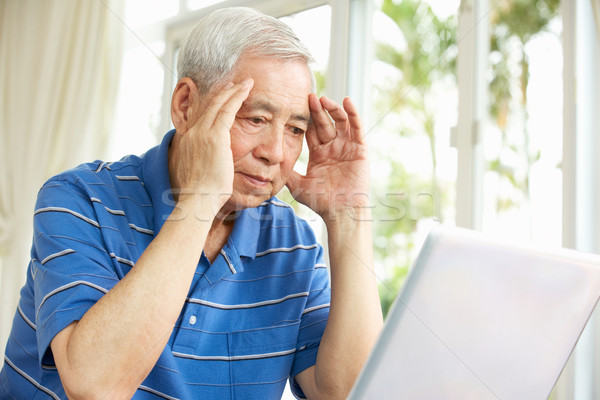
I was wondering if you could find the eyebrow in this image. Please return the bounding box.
[243,98,310,124]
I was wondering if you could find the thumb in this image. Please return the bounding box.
[285,170,306,200]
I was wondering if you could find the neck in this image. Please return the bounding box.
[204,211,236,263]
[167,133,181,202]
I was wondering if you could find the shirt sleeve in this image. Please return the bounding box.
[31,178,121,367]
[289,244,331,398]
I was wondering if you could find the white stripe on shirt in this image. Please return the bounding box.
[4,356,61,400]
[255,243,318,258]
[35,206,100,228]
[187,292,309,310]
[41,249,75,265]
[172,347,296,362]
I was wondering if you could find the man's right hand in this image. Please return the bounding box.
[171,78,254,212]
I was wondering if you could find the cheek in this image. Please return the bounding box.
[229,128,256,161]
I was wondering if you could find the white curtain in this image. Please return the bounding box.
[0,0,124,360]
[593,0,600,41]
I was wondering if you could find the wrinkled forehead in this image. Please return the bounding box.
[232,56,312,120]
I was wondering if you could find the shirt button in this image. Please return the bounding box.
[189,315,197,325]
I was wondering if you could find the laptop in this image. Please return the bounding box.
[348,226,600,399]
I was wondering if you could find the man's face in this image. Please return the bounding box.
[223,55,312,211]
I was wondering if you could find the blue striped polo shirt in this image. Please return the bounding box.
[0,130,331,399]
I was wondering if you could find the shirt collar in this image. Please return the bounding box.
[228,207,261,259]
[201,207,262,286]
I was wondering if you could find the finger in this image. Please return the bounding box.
[319,96,349,136]
[343,97,365,143]
[305,122,320,150]
[207,79,254,132]
[309,93,337,143]
[212,78,254,131]
[285,170,302,192]
[198,81,238,124]
[285,170,308,202]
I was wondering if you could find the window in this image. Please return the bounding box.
[369,0,460,315]
[125,0,178,27]
[109,40,166,160]
[108,0,179,159]
[483,0,562,246]
[187,0,227,10]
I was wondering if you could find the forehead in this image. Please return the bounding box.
[231,55,312,118]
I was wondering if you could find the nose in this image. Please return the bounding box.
[255,125,285,165]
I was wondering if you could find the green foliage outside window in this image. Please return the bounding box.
[373,0,457,317]
[374,0,560,318]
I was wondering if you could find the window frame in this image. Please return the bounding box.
[558,0,600,398]
[454,0,489,230]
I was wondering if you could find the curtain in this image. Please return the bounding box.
[593,0,600,42]
[0,0,124,360]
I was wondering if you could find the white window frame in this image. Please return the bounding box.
[454,0,488,230]
[558,0,600,398]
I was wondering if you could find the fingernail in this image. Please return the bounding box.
[224,82,235,89]
[241,78,253,88]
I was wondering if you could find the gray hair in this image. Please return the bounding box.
[177,7,316,94]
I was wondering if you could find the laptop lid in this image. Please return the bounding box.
[348,226,600,400]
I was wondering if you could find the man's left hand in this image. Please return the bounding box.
[286,94,370,221]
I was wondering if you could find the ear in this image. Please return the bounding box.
[171,77,200,132]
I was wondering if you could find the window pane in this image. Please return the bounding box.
[109,41,165,159]
[370,0,460,316]
[187,0,225,10]
[483,0,562,246]
[125,0,179,28]
[280,5,331,93]
[187,0,227,11]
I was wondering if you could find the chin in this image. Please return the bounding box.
[224,192,273,212]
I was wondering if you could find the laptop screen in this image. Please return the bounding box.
[349,226,600,399]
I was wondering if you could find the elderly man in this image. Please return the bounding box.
[0,7,382,399]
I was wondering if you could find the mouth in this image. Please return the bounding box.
[238,172,271,187]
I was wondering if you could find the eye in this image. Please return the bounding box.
[249,117,265,125]
[292,127,305,136]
